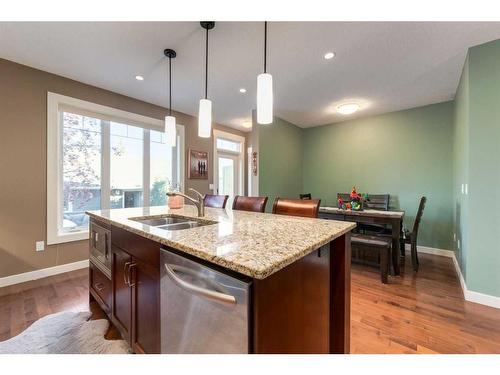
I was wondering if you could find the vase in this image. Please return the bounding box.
[168,195,184,209]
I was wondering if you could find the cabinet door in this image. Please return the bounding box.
[130,259,160,354]
[111,246,132,343]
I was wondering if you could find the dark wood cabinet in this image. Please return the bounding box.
[109,225,161,354]
[111,246,132,342]
[131,258,160,354]
[89,261,112,313]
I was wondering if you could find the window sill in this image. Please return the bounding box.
[47,230,88,245]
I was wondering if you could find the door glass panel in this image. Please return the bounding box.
[218,157,235,199]
[110,122,144,208]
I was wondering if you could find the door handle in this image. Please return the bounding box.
[124,261,131,286]
[164,263,236,305]
[128,262,137,287]
[104,232,109,259]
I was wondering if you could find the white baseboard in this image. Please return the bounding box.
[449,251,500,309]
[0,260,89,288]
[406,244,500,309]
[406,244,455,258]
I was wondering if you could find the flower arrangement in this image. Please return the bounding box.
[337,186,369,211]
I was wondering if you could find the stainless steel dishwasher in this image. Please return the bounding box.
[160,248,251,353]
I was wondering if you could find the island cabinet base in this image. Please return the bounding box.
[252,233,351,354]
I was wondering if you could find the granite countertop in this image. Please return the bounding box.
[86,205,356,279]
[320,206,405,218]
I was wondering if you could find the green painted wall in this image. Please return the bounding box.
[259,117,304,211]
[466,40,500,297]
[302,102,454,250]
[452,55,470,279]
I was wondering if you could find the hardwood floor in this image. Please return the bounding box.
[1,252,500,353]
[0,268,119,341]
[351,253,500,353]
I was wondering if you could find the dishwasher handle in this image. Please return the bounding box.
[164,263,237,305]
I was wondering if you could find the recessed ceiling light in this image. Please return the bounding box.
[337,103,360,115]
[324,52,335,60]
[239,88,247,93]
[135,75,144,81]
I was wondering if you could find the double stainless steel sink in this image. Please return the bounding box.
[131,215,217,231]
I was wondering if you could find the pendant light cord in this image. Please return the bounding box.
[205,26,209,99]
[168,55,172,116]
[264,21,267,73]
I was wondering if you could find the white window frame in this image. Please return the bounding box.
[47,92,185,245]
[213,129,245,197]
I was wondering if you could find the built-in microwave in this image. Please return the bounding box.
[89,221,111,278]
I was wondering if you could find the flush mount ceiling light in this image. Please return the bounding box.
[239,88,247,93]
[324,52,335,60]
[337,103,360,115]
[164,48,177,147]
[257,21,273,125]
[198,21,215,138]
[135,75,144,81]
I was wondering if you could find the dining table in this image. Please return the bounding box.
[319,206,405,275]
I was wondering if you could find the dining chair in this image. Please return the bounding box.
[299,193,312,200]
[232,195,268,213]
[203,194,229,209]
[404,196,427,272]
[272,197,321,218]
[360,194,390,234]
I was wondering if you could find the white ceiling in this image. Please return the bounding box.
[1,22,500,131]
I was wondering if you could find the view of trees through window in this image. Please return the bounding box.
[62,112,178,232]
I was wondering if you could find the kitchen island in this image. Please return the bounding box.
[86,205,355,354]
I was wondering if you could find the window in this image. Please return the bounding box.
[47,93,185,244]
[216,138,241,153]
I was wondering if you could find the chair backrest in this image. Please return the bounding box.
[364,194,390,211]
[337,193,350,203]
[272,197,321,218]
[299,193,312,200]
[204,194,229,209]
[232,195,268,213]
[412,196,427,235]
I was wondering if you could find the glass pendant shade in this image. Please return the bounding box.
[257,73,273,124]
[198,98,212,138]
[164,115,176,147]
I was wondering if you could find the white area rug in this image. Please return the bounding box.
[0,311,130,354]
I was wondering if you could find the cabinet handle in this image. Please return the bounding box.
[124,261,131,286]
[128,263,137,287]
[104,232,109,259]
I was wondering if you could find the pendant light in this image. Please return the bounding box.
[164,48,177,147]
[257,21,273,125]
[198,21,215,138]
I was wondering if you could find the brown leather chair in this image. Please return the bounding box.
[272,197,321,218]
[232,195,268,213]
[204,194,229,209]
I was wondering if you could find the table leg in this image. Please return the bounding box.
[391,219,401,275]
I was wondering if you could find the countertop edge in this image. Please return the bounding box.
[87,211,356,280]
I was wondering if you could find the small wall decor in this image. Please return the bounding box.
[188,149,208,179]
[252,151,258,176]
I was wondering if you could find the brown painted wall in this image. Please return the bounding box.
[0,58,249,278]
